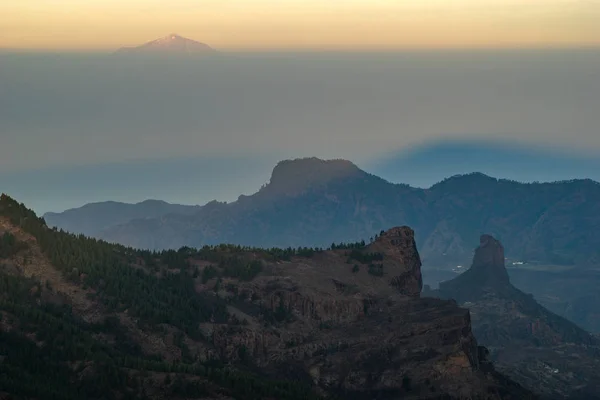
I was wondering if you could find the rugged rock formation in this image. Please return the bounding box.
[368,227,423,296]
[469,235,510,284]
[262,158,365,198]
[196,227,535,399]
[0,196,535,400]
[438,234,510,303]
[428,235,600,399]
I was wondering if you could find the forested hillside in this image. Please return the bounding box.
[0,194,534,400]
[0,194,320,400]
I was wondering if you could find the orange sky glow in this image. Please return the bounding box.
[2,0,599,50]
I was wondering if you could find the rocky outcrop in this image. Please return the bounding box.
[370,226,423,296]
[261,158,365,198]
[430,234,600,399]
[0,195,538,399]
[470,235,510,285]
[202,227,534,399]
[438,234,510,303]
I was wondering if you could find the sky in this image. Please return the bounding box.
[1,49,599,213]
[2,0,600,50]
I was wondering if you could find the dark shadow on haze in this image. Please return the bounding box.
[1,49,599,212]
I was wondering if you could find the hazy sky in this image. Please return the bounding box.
[2,0,600,49]
[1,50,599,213]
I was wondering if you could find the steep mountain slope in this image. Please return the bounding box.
[0,194,534,400]
[508,268,600,334]
[422,173,600,266]
[44,199,200,237]
[427,235,600,399]
[80,158,600,268]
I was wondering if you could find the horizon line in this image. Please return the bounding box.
[2,44,600,54]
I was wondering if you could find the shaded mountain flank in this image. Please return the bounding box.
[46,157,600,269]
[44,199,200,237]
[507,267,600,334]
[0,194,534,400]
[425,235,600,399]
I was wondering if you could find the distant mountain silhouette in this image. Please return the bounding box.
[44,200,200,237]
[115,34,217,55]
[45,157,600,269]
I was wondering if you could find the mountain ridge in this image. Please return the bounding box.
[44,199,200,237]
[44,157,600,271]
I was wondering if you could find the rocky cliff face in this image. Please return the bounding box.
[429,234,600,399]
[0,195,534,400]
[198,227,533,399]
[470,235,510,285]
[438,234,511,303]
[262,158,365,198]
[368,227,423,296]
